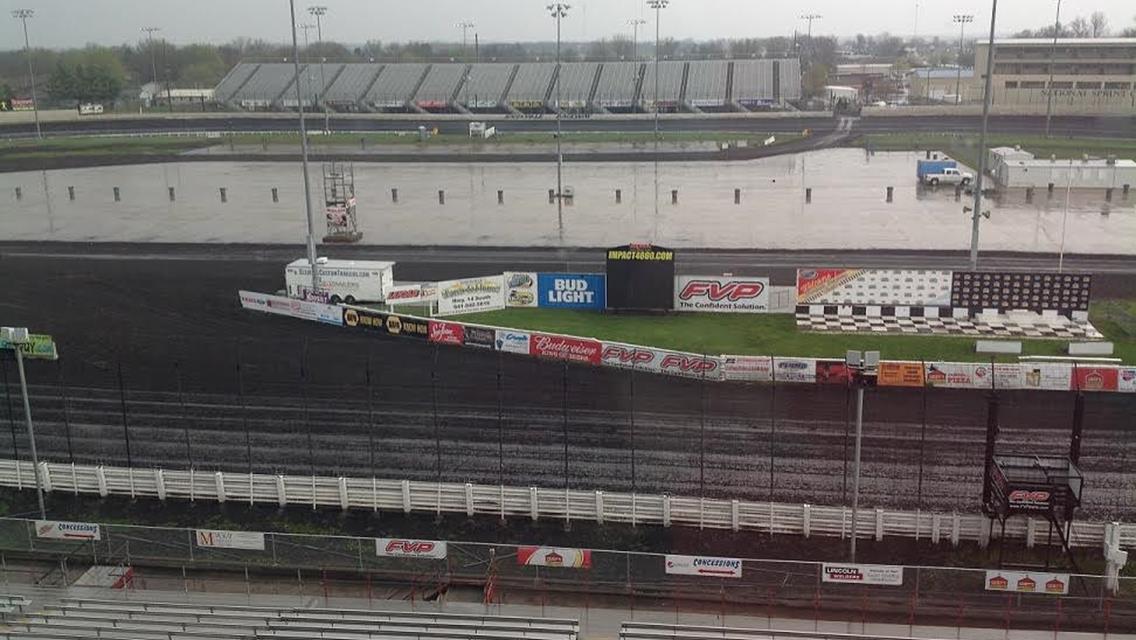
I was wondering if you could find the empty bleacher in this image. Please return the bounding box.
[732,59,777,108]
[622,621,785,640]
[365,63,428,110]
[685,60,730,109]
[462,63,517,109]
[506,62,556,110]
[214,62,261,104]
[638,61,686,110]
[594,61,642,110]
[232,63,307,109]
[0,596,581,640]
[324,63,384,108]
[415,63,468,108]
[555,62,602,109]
[280,62,345,108]
[777,58,803,101]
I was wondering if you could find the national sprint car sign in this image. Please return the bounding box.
[376,538,448,559]
[664,555,742,579]
[36,520,101,541]
[600,343,723,380]
[674,276,770,313]
[822,563,904,586]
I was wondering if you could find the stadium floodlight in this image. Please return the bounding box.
[844,350,879,563]
[11,9,41,139]
[289,0,320,294]
[307,5,330,132]
[647,0,669,238]
[969,0,999,269]
[628,18,647,61]
[548,3,569,238]
[1,326,46,519]
[1044,0,1063,138]
[458,21,476,106]
[953,15,974,105]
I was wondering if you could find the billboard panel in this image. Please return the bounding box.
[796,269,952,306]
[375,538,448,559]
[664,555,742,579]
[517,546,592,568]
[674,276,770,313]
[816,360,853,385]
[951,272,1092,313]
[1120,368,1136,393]
[496,330,532,355]
[924,362,995,389]
[984,570,1070,595]
[530,333,602,365]
[721,356,774,382]
[343,308,430,340]
[1072,366,1120,392]
[437,275,505,316]
[505,272,538,308]
[878,362,926,387]
[239,290,343,326]
[600,343,723,380]
[428,321,465,346]
[386,283,438,305]
[772,358,817,383]
[195,529,266,550]
[605,244,676,311]
[35,520,100,541]
[822,563,904,586]
[538,273,606,310]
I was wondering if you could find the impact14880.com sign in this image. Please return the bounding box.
[674,276,770,313]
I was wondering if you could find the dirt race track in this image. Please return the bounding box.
[0,246,1134,519]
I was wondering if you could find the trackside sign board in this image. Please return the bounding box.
[664,554,742,579]
[822,563,904,586]
[195,529,266,551]
[36,520,101,541]
[674,276,770,313]
[376,538,448,559]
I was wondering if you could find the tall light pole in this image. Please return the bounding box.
[549,3,569,238]
[11,9,41,139]
[141,27,161,109]
[629,18,647,61]
[1044,0,1063,138]
[458,21,476,108]
[969,0,999,270]
[648,0,669,237]
[845,350,879,563]
[290,0,320,295]
[953,15,974,105]
[1,328,46,520]
[307,5,329,132]
[799,13,822,66]
[300,22,317,105]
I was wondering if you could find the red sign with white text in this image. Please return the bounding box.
[529,333,602,365]
[428,321,465,346]
[1072,366,1119,392]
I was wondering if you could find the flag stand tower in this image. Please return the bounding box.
[322,162,362,243]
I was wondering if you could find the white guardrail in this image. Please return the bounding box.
[1,459,1131,550]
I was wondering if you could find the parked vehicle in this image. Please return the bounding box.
[917,159,973,186]
[285,258,395,304]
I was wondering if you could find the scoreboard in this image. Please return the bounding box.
[605,244,675,311]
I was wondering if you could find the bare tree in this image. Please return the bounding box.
[1090,11,1109,37]
[1068,16,1091,38]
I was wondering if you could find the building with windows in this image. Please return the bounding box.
[974,38,1136,113]
[909,67,976,103]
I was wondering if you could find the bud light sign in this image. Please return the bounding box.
[537,274,606,310]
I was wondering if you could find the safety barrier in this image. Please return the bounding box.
[1,459,1131,550]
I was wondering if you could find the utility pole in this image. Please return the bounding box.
[1044,0,1063,138]
[549,3,569,239]
[11,9,41,139]
[629,18,647,61]
[141,26,161,109]
[458,21,476,108]
[289,0,320,294]
[845,350,879,563]
[307,5,329,132]
[799,13,822,66]
[953,15,974,105]
[969,0,999,270]
[648,0,669,238]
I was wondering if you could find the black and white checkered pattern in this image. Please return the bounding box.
[795,312,1104,340]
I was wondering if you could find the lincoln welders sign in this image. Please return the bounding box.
[605,244,675,311]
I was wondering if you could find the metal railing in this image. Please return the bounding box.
[1,459,1131,549]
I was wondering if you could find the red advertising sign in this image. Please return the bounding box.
[1072,366,1119,392]
[796,268,861,303]
[816,360,853,385]
[516,546,592,568]
[428,321,465,346]
[530,333,602,365]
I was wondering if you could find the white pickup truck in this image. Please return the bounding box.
[921,166,973,187]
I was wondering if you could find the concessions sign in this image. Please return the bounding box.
[195,529,266,550]
[664,555,743,579]
[878,362,926,387]
[375,538,448,559]
[239,291,343,326]
[530,333,602,365]
[36,520,101,541]
[605,244,676,311]
[721,356,774,382]
[822,563,904,586]
[517,546,591,568]
[674,276,770,313]
[437,275,506,316]
[600,343,723,380]
[985,570,1069,595]
[343,308,429,340]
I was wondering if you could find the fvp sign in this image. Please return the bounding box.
[675,276,770,313]
[538,274,605,310]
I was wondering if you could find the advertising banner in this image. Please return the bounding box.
[505,272,538,308]
[35,520,101,541]
[822,563,904,586]
[600,343,723,380]
[194,529,266,550]
[664,555,743,579]
[496,329,532,355]
[517,546,592,568]
[772,358,818,383]
[721,356,774,382]
[1120,368,1136,393]
[239,290,343,326]
[816,360,853,385]
[428,321,465,346]
[375,538,448,559]
[385,283,438,305]
[924,363,995,389]
[0,333,59,361]
[538,274,606,310]
[530,333,602,365]
[674,276,770,313]
[797,269,952,306]
[878,361,926,387]
[437,275,506,316]
[952,272,1092,313]
[1072,366,1120,392]
[1012,363,1074,391]
[605,244,676,311]
[343,308,430,340]
[464,326,496,349]
[984,570,1070,595]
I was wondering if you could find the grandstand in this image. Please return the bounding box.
[213,59,801,113]
[0,596,581,639]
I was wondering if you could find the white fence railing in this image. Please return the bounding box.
[0,459,1130,550]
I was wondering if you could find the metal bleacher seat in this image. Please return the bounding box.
[0,596,579,640]
[621,621,877,640]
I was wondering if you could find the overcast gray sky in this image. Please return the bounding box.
[5,0,1135,48]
